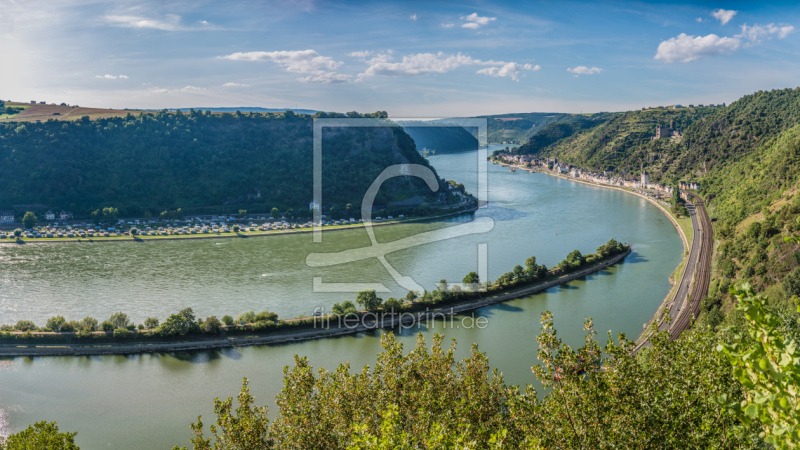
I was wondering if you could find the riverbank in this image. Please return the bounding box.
[0,247,630,357]
[0,205,478,245]
[495,160,692,342]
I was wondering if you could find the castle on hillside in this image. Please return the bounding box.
[654,120,681,140]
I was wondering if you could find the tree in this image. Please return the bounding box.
[782,266,800,299]
[232,225,241,233]
[463,272,480,285]
[22,211,37,229]
[202,316,222,334]
[144,317,159,329]
[80,316,98,331]
[182,378,271,450]
[107,312,130,329]
[270,207,280,219]
[157,311,196,337]
[13,228,22,238]
[46,316,65,332]
[355,290,382,312]
[718,283,800,448]
[405,290,419,303]
[221,315,234,326]
[238,209,247,218]
[129,227,139,236]
[0,421,78,449]
[437,279,448,293]
[237,311,256,324]
[383,298,402,311]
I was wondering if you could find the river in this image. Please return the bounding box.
[0,146,682,448]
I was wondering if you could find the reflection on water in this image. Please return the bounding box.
[0,148,684,448]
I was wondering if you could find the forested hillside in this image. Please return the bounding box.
[506,87,800,348]
[0,110,449,218]
[516,107,720,181]
[399,124,479,155]
[696,123,800,331]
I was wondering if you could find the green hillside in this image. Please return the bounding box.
[399,124,479,155]
[516,107,720,181]
[0,110,454,219]
[506,87,800,341]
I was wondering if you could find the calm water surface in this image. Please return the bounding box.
[0,147,682,448]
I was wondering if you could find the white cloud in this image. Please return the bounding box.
[410,14,417,21]
[477,62,539,81]
[223,82,249,87]
[441,23,455,28]
[153,85,203,94]
[105,14,183,31]
[567,66,603,76]
[738,23,794,42]
[696,17,704,23]
[96,74,129,79]
[220,49,350,83]
[298,72,352,84]
[655,22,794,63]
[357,51,536,82]
[348,50,373,58]
[461,12,496,29]
[711,9,737,25]
[220,49,342,73]
[654,33,740,63]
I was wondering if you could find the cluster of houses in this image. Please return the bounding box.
[494,153,700,199]
[0,210,74,225]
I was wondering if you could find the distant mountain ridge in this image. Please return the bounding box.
[142,107,320,114]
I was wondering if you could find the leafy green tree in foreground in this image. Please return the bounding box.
[718,283,800,448]
[0,421,78,449]
[177,378,271,450]
[21,211,36,229]
[176,312,756,449]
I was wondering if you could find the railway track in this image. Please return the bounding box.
[669,193,713,339]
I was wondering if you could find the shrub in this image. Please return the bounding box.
[238,311,256,324]
[384,298,402,311]
[113,328,131,339]
[108,312,131,329]
[251,320,277,332]
[255,310,278,322]
[22,330,33,339]
[101,321,114,332]
[14,320,37,332]
[81,316,99,331]
[144,317,159,329]
[202,316,222,334]
[46,316,66,332]
[0,421,78,449]
[76,328,93,339]
[221,315,234,326]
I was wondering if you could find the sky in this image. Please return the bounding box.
[1,0,799,117]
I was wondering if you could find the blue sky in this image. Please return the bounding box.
[2,0,799,116]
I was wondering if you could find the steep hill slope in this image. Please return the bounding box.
[399,124,479,155]
[0,111,450,218]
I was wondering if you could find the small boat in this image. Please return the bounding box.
[509,167,516,172]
